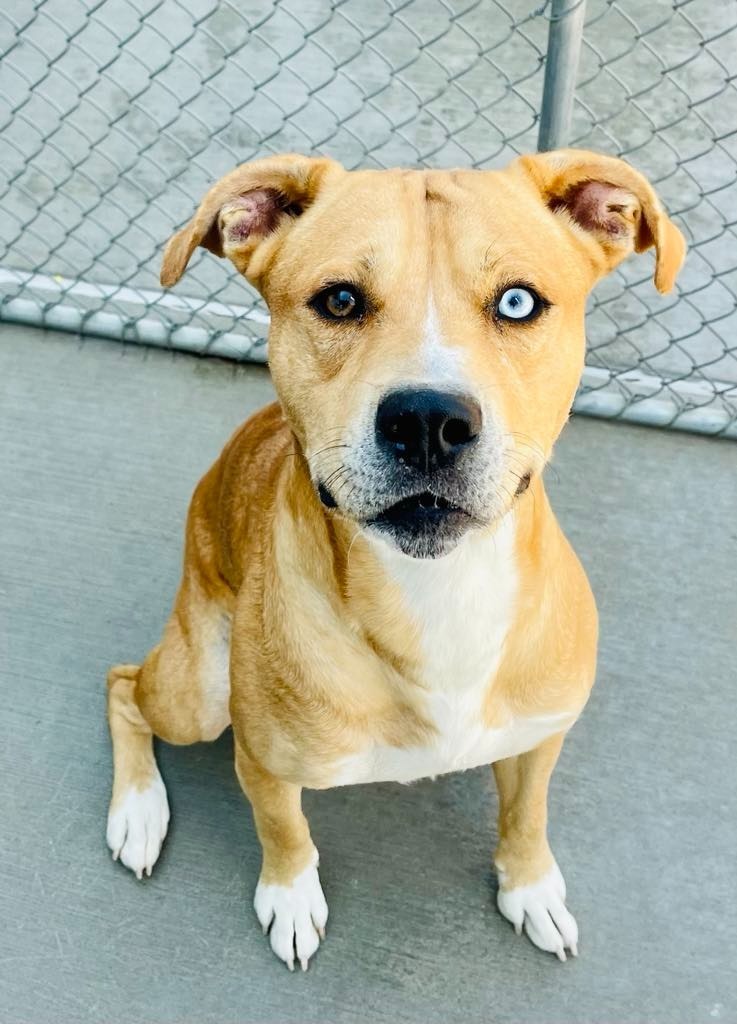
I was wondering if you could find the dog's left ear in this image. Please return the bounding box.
[514,149,686,293]
[160,153,344,288]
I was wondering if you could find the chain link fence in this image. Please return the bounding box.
[1,0,735,436]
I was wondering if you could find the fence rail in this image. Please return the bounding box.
[1,0,735,436]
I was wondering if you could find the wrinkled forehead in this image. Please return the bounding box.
[271,168,573,298]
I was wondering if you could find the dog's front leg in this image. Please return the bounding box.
[492,732,579,961]
[235,743,328,971]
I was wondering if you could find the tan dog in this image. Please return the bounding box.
[106,150,685,970]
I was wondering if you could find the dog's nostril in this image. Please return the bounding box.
[441,416,472,449]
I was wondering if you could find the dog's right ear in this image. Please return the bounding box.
[160,154,343,288]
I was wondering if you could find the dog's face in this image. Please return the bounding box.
[162,151,685,558]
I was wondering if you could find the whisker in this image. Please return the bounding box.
[323,465,349,492]
[309,442,351,461]
[346,524,369,573]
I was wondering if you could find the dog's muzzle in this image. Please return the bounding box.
[314,387,509,559]
[366,388,483,558]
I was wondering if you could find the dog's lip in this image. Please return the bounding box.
[317,482,338,508]
[369,490,470,525]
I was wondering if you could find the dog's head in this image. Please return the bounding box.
[162,150,685,559]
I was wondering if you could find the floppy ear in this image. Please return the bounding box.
[514,149,686,293]
[160,153,343,288]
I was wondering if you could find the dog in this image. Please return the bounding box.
[105,149,685,970]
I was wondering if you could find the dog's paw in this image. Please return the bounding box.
[106,773,170,880]
[497,861,578,962]
[253,852,329,971]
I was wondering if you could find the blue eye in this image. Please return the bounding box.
[496,286,540,321]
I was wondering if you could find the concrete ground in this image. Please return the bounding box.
[1,324,735,1024]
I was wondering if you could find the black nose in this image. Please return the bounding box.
[375,388,482,472]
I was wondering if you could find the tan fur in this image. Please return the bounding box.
[107,149,684,952]
[235,743,317,886]
[493,732,565,889]
[108,665,158,799]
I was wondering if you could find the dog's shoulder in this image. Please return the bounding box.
[186,401,293,591]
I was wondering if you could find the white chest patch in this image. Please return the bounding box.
[334,515,575,786]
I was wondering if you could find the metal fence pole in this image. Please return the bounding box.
[537,0,587,151]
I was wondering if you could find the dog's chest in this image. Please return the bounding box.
[334,517,569,786]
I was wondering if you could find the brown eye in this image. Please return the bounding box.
[326,288,356,317]
[310,284,364,321]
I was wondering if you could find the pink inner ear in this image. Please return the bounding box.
[220,188,284,243]
[560,180,636,238]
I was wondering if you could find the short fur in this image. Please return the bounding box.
[106,149,685,968]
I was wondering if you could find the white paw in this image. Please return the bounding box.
[106,774,170,880]
[253,852,329,971]
[497,861,579,961]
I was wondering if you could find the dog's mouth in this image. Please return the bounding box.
[372,490,466,525]
[317,464,530,559]
[316,473,486,557]
[364,490,475,558]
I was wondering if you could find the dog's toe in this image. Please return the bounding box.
[254,852,328,971]
[497,861,579,961]
[106,773,170,880]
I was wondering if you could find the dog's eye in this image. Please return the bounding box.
[311,284,365,321]
[495,286,541,322]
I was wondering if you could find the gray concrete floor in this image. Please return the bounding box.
[1,325,735,1024]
